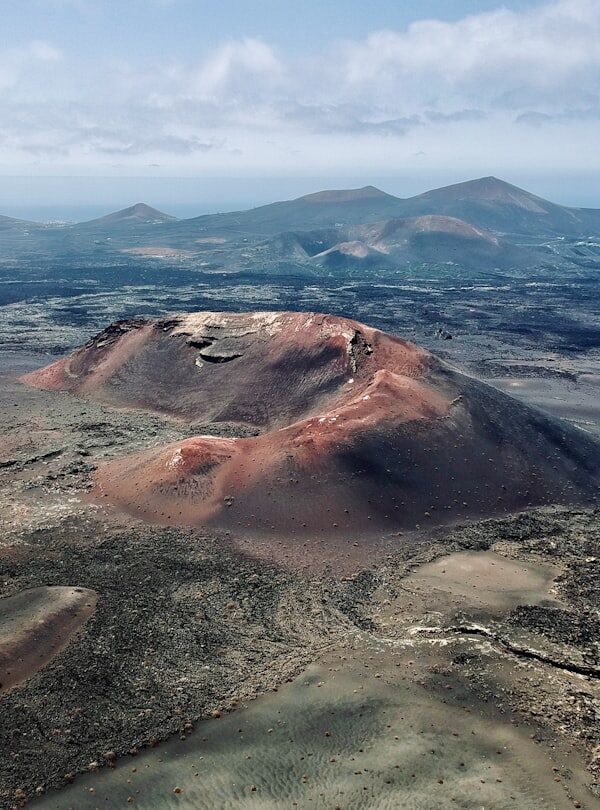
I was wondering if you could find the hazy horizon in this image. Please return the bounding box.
[3,171,600,223]
[2,0,599,209]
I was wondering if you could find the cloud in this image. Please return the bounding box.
[425,109,487,124]
[517,105,600,126]
[28,41,62,62]
[0,40,62,91]
[273,101,422,136]
[0,100,225,160]
[1,1,600,171]
[192,38,283,100]
[94,134,222,156]
[333,0,600,108]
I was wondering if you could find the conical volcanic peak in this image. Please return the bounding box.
[415,177,548,210]
[23,311,600,563]
[78,202,177,227]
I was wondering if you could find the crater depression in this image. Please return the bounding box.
[22,311,600,553]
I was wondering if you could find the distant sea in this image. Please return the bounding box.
[1,203,250,224]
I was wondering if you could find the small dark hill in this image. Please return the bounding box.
[76,203,177,229]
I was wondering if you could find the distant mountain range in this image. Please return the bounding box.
[1,176,599,273]
[162,177,600,238]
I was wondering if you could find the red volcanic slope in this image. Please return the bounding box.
[21,312,429,427]
[370,215,500,244]
[23,312,600,547]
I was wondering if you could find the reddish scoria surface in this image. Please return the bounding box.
[23,311,600,567]
[21,312,429,427]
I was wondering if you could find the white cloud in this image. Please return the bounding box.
[192,38,283,100]
[332,0,600,108]
[0,40,62,91]
[1,1,600,174]
[27,41,62,62]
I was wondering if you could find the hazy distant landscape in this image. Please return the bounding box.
[2,176,600,437]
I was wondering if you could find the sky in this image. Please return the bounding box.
[1,0,600,216]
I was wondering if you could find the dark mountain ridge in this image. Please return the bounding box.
[157,176,600,240]
[400,177,599,237]
[2,178,598,272]
[2,177,598,238]
[166,185,404,237]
